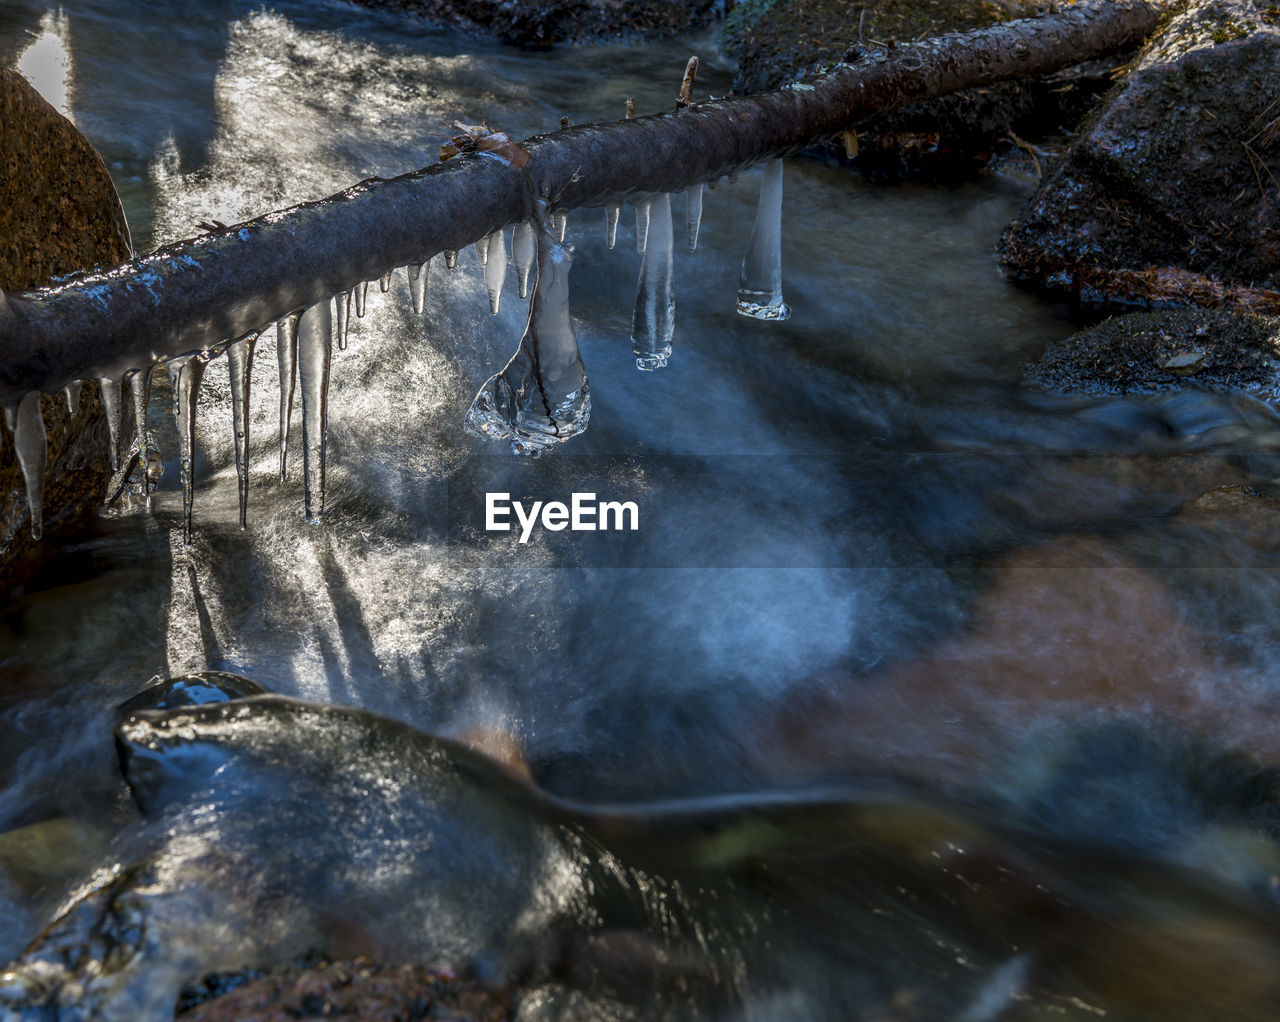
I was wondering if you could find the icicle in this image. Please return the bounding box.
[13,392,46,541]
[605,205,620,250]
[445,250,458,271]
[355,281,369,318]
[125,365,157,504]
[277,313,299,482]
[227,332,258,530]
[172,354,209,545]
[408,262,428,316]
[98,374,123,471]
[64,381,81,413]
[685,184,704,253]
[335,290,351,350]
[297,300,333,524]
[737,159,791,321]
[552,211,568,244]
[634,200,650,254]
[631,192,675,371]
[379,272,393,294]
[513,221,536,300]
[464,218,590,456]
[475,234,491,268]
[484,230,507,315]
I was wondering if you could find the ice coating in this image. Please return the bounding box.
[276,313,299,482]
[98,375,123,471]
[737,158,790,321]
[227,332,258,529]
[686,184,703,253]
[335,290,351,351]
[484,229,507,315]
[172,354,209,545]
[606,205,620,250]
[631,192,675,371]
[463,222,590,456]
[297,300,333,524]
[475,234,491,269]
[355,281,369,318]
[64,381,81,414]
[512,221,535,300]
[13,392,46,541]
[408,262,428,316]
[634,199,650,254]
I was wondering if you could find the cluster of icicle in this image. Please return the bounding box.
[4,150,790,545]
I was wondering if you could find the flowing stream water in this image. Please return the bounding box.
[6,2,1280,1019]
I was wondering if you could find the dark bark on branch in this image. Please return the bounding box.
[0,0,1160,405]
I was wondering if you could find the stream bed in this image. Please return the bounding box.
[5,1,1280,1019]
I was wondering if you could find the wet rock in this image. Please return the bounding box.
[0,817,105,897]
[177,958,510,1021]
[1024,307,1280,395]
[1001,0,1280,300]
[0,67,132,595]
[723,0,1127,179]
[344,0,718,47]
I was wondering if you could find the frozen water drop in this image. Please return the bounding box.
[605,205,620,250]
[634,200,650,253]
[277,313,299,482]
[686,184,704,253]
[475,234,491,268]
[64,381,81,414]
[464,218,590,454]
[335,290,351,351]
[354,280,369,318]
[408,262,428,316]
[631,192,675,371]
[484,230,507,315]
[98,374,123,471]
[297,300,333,524]
[227,332,258,530]
[445,250,458,271]
[13,392,46,541]
[513,221,536,300]
[379,272,393,294]
[737,159,790,321]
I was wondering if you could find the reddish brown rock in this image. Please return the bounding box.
[0,66,132,595]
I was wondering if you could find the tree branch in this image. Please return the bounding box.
[0,0,1161,405]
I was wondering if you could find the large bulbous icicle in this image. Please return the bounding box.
[512,222,536,300]
[484,230,507,314]
[227,332,258,529]
[631,192,675,371]
[297,300,333,523]
[170,353,210,545]
[737,158,790,321]
[464,222,589,456]
[98,374,123,470]
[13,392,47,540]
[276,313,299,482]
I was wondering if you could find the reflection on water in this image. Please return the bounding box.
[5,2,1280,1018]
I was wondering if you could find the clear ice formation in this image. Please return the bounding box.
[475,234,491,268]
[126,365,158,505]
[737,158,791,321]
[227,332,258,530]
[631,192,675,371]
[297,300,333,524]
[512,222,535,300]
[552,211,568,244]
[64,381,81,414]
[464,221,590,456]
[379,272,393,294]
[277,313,299,482]
[605,205,620,250]
[13,391,46,541]
[335,290,351,350]
[171,353,210,545]
[445,250,458,271]
[686,184,703,253]
[634,200,650,254]
[408,262,428,316]
[355,281,369,318]
[484,230,507,315]
[98,375,123,470]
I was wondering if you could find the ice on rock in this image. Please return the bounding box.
[686,184,703,253]
[297,300,333,524]
[227,332,258,529]
[13,392,46,541]
[98,374,123,470]
[355,281,369,318]
[475,234,491,269]
[631,192,675,371]
[277,313,299,482]
[484,230,507,315]
[64,381,81,414]
[464,221,590,456]
[736,158,790,321]
[408,262,428,316]
[379,272,393,294]
[606,205,620,250]
[634,200,650,254]
[170,354,209,545]
[512,221,535,300]
[335,290,351,350]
